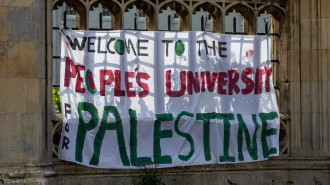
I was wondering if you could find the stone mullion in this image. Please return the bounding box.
[222,10,226,33]
[287,0,302,155]
[309,0,320,154]
[213,12,223,33]
[47,0,56,164]
[146,11,157,31]
[318,0,330,155]
[85,5,90,30]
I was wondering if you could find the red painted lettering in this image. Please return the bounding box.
[228,69,240,95]
[241,68,254,95]
[136,72,150,98]
[100,70,114,96]
[114,70,125,96]
[75,65,85,93]
[125,72,136,97]
[217,72,227,95]
[187,71,200,94]
[64,57,77,87]
[166,70,186,97]
[205,71,217,92]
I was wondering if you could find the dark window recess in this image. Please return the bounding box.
[66,6,75,15]
[102,8,111,16]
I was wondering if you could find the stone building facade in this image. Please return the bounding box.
[0,0,329,184]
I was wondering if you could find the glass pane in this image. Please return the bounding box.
[225,9,243,33]
[124,5,146,30]
[52,58,61,87]
[53,2,77,29]
[192,9,212,31]
[158,7,179,31]
[257,11,272,34]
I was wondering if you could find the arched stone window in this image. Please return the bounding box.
[158,7,180,31]
[125,0,156,30]
[192,2,223,32]
[159,0,190,31]
[53,0,87,29]
[90,0,122,30]
[225,3,256,34]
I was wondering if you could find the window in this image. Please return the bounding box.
[102,8,111,16]
[124,5,146,30]
[65,6,75,15]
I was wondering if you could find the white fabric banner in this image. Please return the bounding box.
[58,30,280,169]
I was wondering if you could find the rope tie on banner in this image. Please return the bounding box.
[60,25,66,35]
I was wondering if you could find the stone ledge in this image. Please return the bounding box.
[50,157,330,175]
[0,158,329,184]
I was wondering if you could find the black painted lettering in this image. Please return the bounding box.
[137,39,148,56]
[64,103,71,119]
[66,36,87,51]
[196,40,203,56]
[218,42,227,58]
[97,37,107,53]
[88,37,96,52]
[107,38,116,54]
[162,40,173,57]
[62,136,70,150]
[125,39,137,56]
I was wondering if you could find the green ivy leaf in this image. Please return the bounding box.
[52,87,62,114]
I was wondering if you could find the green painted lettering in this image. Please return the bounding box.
[129,109,152,166]
[237,114,259,161]
[174,111,194,161]
[260,112,278,158]
[218,113,235,162]
[154,113,173,164]
[196,113,216,161]
[89,106,130,166]
[76,102,99,162]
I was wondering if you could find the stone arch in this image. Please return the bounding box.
[158,0,191,31]
[124,0,157,30]
[89,0,123,29]
[225,3,256,34]
[258,4,286,22]
[192,2,223,32]
[53,0,88,29]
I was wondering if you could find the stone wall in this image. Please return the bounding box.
[0,0,47,164]
[0,0,329,184]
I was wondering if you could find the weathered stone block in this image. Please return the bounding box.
[328,18,330,49]
[0,7,10,42]
[310,49,319,82]
[319,50,328,81]
[300,0,311,19]
[288,49,300,82]
[27,78,41,114]
[300,19,311,50]
[0,78,27,114]
[301,82,312,113]
[320,0,329,18]
[7,42,39,78]
[4,0,38,7]
[319,18,328,49]
[4,7,40,43]
[0,42,8,77]
[300,50,311,82]
[20,113,40,162]
[0,113,40,163]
